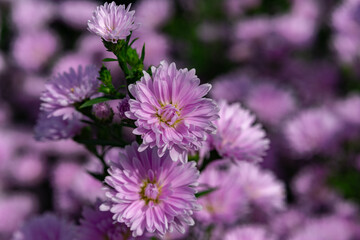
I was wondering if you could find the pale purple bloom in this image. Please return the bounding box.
[12,0,55,32]
[8,152,45,186]
[224,225,275,240]
[0,194,37,236]
[21,75,46,98]
[100,142,201,237]
[270,209,305,239]
[332,0,360,63]
[334,94,360,126]
[34,113,84,141]
[291,165,339,211]
[52,53,93,75]
[289,217,356,240]
[224,0,261,16]
[59,1,97,29]
[12,213,76,240]
[40,65,100,120]
[273,0,319,46]
[236,162,285,213]
[88,2,139,43]
[195,162,246,225]
[246,83,296,125]
[284,108,342,155]
[12,31,58,72]
[127,61,219,162]
[135,0,173,29]
[209,101,269,163]
[52,160,104,214]
[235,18,272,41]
[92,102,113,121]
[210,72,253,103]
[78,205,143,240]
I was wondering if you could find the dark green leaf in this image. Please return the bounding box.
[102,58,118,62]
[141,43,145,62]
[79,97,112,109]
[195,188,217,198]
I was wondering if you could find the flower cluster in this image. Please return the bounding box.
[1,0,360,239]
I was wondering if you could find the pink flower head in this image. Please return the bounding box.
[12,31,58,72]
[289,216,356,240]
[78,204,143,240]
[12,213,76,240]
[284,108,342,155]
[127,61,219,162]
[246,83,296,125]
[100,142,201,237]
[236,162,285,213]
[224,225,275,240]
[195,162,246,225]
[209,101,269,163]
[34,113,84,141]
[88,2,139,43]
[40,65,100,120]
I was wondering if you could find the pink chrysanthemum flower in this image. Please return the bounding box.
[78,204,144,240]
[40,65,100,120]
[88,2,139,43]
[209,101,269,163]
[224,225,275,240]
[12,213,76,240]
[100,142,201,237]
[195,162,246,225]
[236,162,285,213]
[127,60,219,162]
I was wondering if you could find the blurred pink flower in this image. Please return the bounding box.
[12,31,58,72]
[88,2,139,43]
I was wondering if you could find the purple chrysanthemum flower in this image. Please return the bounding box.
[100,142,201,237]
[87,2,139,43]
[289,216,356,240]
[209,101,269,163]
[34,113,84,141]
[126,61,219,162]
[224,225,275,240]
[12,31,58,72]
[40,65,100,120]
[195,162,246,225]
[0,194,37,236]
[236,162,285,213]
[284,108,342,155]
[246,83,296,125]
[59,1,97,29]
[78,204,143,240]
[12,213,76,240]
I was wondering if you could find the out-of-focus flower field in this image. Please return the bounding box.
[0,0,360,239]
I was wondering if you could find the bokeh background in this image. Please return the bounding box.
[0,0,360,239]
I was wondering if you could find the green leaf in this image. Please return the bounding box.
[141,43,145,62]
[195,188,217,198]
[102,58,118,62]
[129,37,139,47]
[79,97,112,109]
[98,65,118,95]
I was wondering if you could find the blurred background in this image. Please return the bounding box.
[0,0,360,239]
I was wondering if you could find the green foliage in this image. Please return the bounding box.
[195,187,218,198]
[79,97,114,109]
[329,169,360,204]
